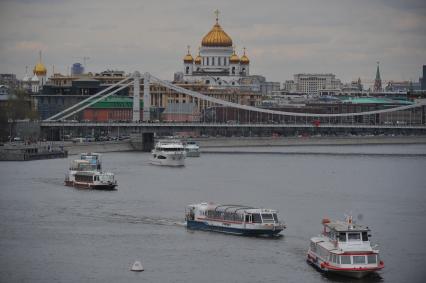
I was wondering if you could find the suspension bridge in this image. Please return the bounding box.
[40,71,426,147]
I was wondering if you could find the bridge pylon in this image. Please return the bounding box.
[143,72,151,122]
[132,71,141,122]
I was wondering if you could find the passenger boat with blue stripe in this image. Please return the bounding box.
[185,202,285,236]
[307,216,384,279]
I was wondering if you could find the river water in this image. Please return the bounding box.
[0,144,425,282]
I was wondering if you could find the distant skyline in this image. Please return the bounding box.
[0,0,425,85]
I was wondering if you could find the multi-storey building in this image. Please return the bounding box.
[293,73,342,95]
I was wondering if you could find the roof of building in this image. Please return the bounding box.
[88,96,143,109]
[340,97,413,105]
[201,13,233,47]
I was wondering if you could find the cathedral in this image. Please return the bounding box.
[182,10,250,87]
[22,51,47,93]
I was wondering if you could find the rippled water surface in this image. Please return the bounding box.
[1,144,426,282]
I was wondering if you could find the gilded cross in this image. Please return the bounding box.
[214,9,220,23]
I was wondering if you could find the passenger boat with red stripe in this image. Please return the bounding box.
[185,202,285,236]
[307,216,384,279]
[64,153,117,190]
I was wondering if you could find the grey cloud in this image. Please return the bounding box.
[0,0,425,83]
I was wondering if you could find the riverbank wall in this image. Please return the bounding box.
[32,135,426,156]
[64,141,134,155]
[195,135,426,148]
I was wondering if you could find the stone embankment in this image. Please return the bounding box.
[6,136,421,158]
[196,135,426,148]
[64,140,133,155]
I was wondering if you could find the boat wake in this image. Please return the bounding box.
[107,213,184,227]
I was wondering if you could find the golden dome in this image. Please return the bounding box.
[240,48,250,65]
[229,48,240,63]
[194,49,202,64]
[183,53,194,63]
[201,11,232,47]
[183,46,194,63]
[33,51,47,76]
[33,62,47,76]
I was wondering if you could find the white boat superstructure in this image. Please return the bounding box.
[185,202,285,236]
[65,159,96,184]
[80,152,102,170]
[71,170,117,190]
[150,140,186,166]
[184,141,201,157]
[307,216,384,278]
[65,152,117,190]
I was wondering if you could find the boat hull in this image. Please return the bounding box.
[306,254,383,279]
[149,157,185,167]
[187,220,282,236]
[185,151,200,157]
[64,181,117,191]
[185,149,201,157]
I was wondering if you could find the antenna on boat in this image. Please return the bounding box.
[345,212,354,229]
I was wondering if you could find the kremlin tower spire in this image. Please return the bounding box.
[373,61,382,92]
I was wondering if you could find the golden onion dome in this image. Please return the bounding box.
[183,53,194,63]
[229,49,240,63]
[183,46,194,63]
[33,51,47,76]
[33,62,47,76]
[240,48,250,65]
[201,12,232,47]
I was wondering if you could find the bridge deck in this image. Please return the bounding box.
[40,121,426,129]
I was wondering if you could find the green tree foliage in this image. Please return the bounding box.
[0,88,39,141]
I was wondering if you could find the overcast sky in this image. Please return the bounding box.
[0,0,425,85]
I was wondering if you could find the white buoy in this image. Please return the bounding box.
[130,261,144,272]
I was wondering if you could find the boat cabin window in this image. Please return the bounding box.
[340,255,351,264]
[348,232,361,241]
[245,214,252,223]
[75,174,94,183]
[157,155,166,160]
[362,231,368,241]
[353,255,366,264]
[261,213,274,222]
[367,254,377,264]
[310,242,317,253]
[338,232,346,242]
[160,147,183,152]
[252,213,262,223]
[272,213,278,222]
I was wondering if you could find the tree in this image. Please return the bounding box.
[0,88,39,141]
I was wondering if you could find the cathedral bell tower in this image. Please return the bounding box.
[183,46,194,75]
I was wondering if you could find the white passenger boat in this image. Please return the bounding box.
[185,202,285,236]
[306,216,384,279]
[150,140,186,166]
[72,170,117,190]
[184,141,201,157]
[65,152,117,190]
